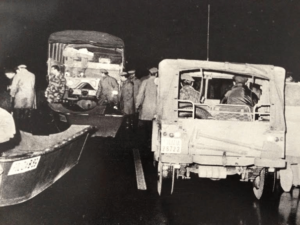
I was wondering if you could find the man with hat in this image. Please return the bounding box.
[119,71,134,130]
[96,69,119,107]
[119,71,134,115]
[128,70,141,132]
[180,73,201,102]
[9,64,36,131]
[221,75,254,108]
[135,67,158,148]
[128,70,141,104]
[10,65,36,109]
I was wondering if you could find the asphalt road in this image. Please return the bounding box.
[0,125,299,225]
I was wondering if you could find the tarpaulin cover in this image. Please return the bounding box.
[49,30,124,48]
[158,59,286,132]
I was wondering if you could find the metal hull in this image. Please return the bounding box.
[0,125,92,206]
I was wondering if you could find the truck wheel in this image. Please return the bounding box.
[253,169,277,200]
[157,162,173,196]
[253,168,265,199]
[280,163,293,192]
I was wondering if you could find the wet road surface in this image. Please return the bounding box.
[0,125,299,225]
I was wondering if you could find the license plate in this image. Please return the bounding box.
[88,90,97,96]
[59,114,67,122]
[73,89,81,95]
[161,138,181,153]
[8,156,41,175]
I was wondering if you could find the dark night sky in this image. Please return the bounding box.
[1,0,300,88]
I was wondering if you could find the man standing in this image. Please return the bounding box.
[10,65,36,109]
[119,72,134,115]
[119,72,134,131]
[135,67,158,148]
[45,65,66,103]
[96,69,119,107]
[10,65,36,131]
[128,70,141,132]
[128,70,141,105]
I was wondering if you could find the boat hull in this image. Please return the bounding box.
[0,125,92,206]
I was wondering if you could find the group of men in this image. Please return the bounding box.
[180,73,259,109]
[117,67,159,144]
[90,67,158,146]
[1,63,159,148]
[44,65,159,144]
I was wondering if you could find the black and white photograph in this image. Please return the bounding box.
[0,0,300,224]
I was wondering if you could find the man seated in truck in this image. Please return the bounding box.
[180,73,201,102]
[221,75,255,109]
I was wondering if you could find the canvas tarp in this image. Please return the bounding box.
[49,30,124,48]
[157,59,286,132]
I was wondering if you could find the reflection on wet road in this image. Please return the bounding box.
[0,133,299,225]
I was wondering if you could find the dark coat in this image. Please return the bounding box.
[96,75,119,105]
[131,77,141,105]
[119,79,134,115]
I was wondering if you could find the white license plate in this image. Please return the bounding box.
[73,89,81,95]
[88,90,97,96]
[161,138,182,153]
[8,156,41,175]
[59,114,67,122]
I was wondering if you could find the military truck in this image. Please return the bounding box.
[47,30,125,137]
[152,59,295,199]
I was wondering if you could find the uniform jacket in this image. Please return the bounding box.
[10,69,36,109]
[119,79,134,115]
[135,76,157,120]
[180,85,201,102]
[96,75,119,105]
[224,84,254,108]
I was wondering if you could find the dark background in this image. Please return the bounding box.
[1,0,300,89]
